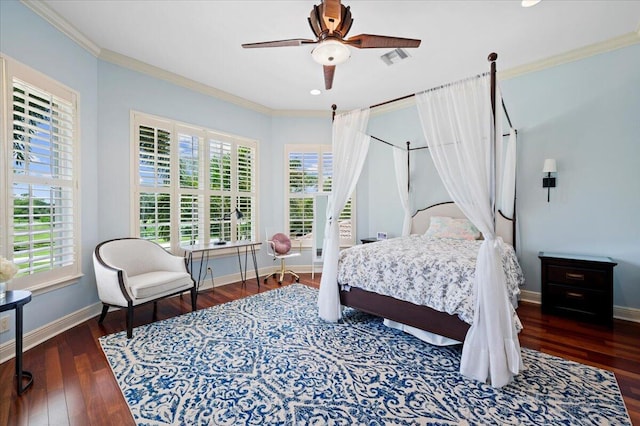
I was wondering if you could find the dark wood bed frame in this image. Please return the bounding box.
[338,53,515,344]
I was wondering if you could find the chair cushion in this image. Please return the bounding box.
[128,271,193,300]
[271,233,291,255]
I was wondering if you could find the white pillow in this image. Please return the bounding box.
[424,216,481,240]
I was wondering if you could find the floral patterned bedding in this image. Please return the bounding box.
[337,235,525,325]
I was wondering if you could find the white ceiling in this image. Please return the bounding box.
[40,0,640,112]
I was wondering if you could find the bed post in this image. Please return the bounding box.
[488,52,498,233]
[406,141,411,193]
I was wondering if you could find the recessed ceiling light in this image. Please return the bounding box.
[310,89,321,96]
[521,0,542,7]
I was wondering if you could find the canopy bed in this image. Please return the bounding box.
[318,53,523,388]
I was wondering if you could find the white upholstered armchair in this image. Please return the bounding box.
[93,238,196,338]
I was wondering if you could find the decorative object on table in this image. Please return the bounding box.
[376,231,387,240]
[542,158,557,202]
[99,285,631,425]
[0,255,19,302]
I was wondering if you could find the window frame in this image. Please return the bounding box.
[285,144,355,248]
[131,111,259,255]
[0,55,82,292]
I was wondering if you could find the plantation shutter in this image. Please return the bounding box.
[177,129,204,245]
[209,138,232,242]
[131,112,259,251]
[288,151,318,239]
[236,144,256,241]
[10,78,78,284]
[137,122,172,246]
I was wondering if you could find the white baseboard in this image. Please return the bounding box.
[197,265,315,290]
[0,302,103,364]
[613,305,640,323]
[519,290,640,323]
[519,290,541,305]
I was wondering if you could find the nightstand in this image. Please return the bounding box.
[539,252,616,326]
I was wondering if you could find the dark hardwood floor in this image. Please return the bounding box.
[1,274,639,425]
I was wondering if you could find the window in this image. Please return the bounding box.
[285,144,354,247]
[132,112,258,253]
[0,57,81,291]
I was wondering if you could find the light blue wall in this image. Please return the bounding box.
[362,44,640,310]
[502,44,640,309]
[1,0,100,341]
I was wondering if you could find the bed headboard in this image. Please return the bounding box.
[411,201,515,246]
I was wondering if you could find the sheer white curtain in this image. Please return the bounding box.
[415,74,522,388]
[393,147,411,236]
[318,108,371,322]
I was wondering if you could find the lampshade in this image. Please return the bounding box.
[311,40,351,66]
[542,159,557,173]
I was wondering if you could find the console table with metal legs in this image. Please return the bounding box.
[0,290,33,395]
[182,241,262,292]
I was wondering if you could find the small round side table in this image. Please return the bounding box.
[0,290,33,395]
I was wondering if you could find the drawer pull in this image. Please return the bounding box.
[565,273,585,281]
[566,291,585,299]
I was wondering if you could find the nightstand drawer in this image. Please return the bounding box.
[545,283,605,318]
[547,265,606,288]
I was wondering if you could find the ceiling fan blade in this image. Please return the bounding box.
[242,39,317,48]
[344,34,421,49]
[323,65,336,90]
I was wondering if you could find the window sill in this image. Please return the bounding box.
[17,273,85,297]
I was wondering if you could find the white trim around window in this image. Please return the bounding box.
[284,144,355,248]
[0,55,82,292]
[130,111,259,255]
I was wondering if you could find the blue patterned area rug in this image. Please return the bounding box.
[99,284,631,425]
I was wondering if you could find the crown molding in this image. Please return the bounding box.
[271,109,332,118]
[20,0,101,57]
[499,30,640,81]
[18,1,640,117]
[98,49,272,116]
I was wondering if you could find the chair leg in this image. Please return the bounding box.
[126,303,134,339]
[287,270,300,281]
[98,304,109,323]
[191,286,197,311]
[278,259,287,284]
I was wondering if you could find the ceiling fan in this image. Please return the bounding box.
[241,0,421,90]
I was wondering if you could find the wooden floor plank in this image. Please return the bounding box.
[0,274,637,425]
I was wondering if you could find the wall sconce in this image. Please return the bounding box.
[542,159,557,202]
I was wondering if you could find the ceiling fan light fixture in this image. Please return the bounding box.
[521,0,542,7]
[311,39,351,65]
